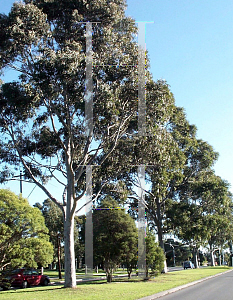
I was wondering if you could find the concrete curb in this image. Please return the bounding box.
[137,269,233,300]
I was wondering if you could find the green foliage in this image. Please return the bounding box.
[93,197,138,282]
[146,230,165,277]
[0,0,142,287]
[35,199,85,274]
[34,199,64,244]
[167,172,233,252]
[142,106,220,254]
[34,199,64,277]
[0,189,53,269]
[1,0,232,287]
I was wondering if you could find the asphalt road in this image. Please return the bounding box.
[158,269,233,300]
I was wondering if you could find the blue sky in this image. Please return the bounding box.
[1,0,233,205]
[126,0,233,193]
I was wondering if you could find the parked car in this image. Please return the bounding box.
[1,268,50,290]
[183,261,194,269]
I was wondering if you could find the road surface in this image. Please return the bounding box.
[158,269,233,300]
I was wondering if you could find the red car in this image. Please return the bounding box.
[1,268,50,290]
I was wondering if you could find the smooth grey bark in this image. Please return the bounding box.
[57,235,62,279]
[64,210,76,288]
[156,201,168,273]
[209,242,215,267]
[63,141,77,288]
[210,250,215,267]
[193,248,199,268]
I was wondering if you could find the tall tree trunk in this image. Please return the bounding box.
[145,266,149,278]
[105,262,113,283]
[210,251,215,266]
[156,202,167,273]
[57,235,62,279]
[107,274,112,283]
[127,266,132,279]
[209,243,215,267]
[64,209,76,288]
[157,225,167,273]
[63,141,77,288]
[193,247,199,268]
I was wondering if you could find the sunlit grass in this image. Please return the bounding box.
[1,266,231,300]
[44,268,129,283]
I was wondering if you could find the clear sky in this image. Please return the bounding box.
[1,0,233,206]
[126,0,233,193]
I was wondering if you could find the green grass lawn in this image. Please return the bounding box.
[44,268,128,282]
[1,267,231,300]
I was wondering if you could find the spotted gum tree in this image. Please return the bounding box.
[0,0,143,288]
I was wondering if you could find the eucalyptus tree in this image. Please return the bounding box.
[142,107,194,270]
[194,173,233,266]
[0,0,145,288]
[125,105,192,243]
[108,83,183,269]
[163,126,219,268]
[124,102,220,271]
[168,172,233,267]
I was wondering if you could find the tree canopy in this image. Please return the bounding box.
[0,0,142,287]
[93,197,138,282]
[0,189,53,269]
[167,172,233,266]
[1,0,233,283]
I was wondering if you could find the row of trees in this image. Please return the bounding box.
[1,186,230,285]
[0,190,165,283]
[0,0,232,287]
[35,196,165,282]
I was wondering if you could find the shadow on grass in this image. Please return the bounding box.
[0,286,61,294]
[0,276,148,295]
[76,277,146,285]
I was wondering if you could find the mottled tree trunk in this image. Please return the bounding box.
[127,266,132,279]
[193,247,199,268]
[107,274,112,283]
[145,266,149,278]
[105,262,113,283]
[57,235,62,279]
[156,202,167,273]
[209,243,215,267]
[106,269,112,282]
[63,140,77,288]
[64,212,76,287]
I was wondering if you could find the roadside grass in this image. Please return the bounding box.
[44,268,128,282]
[1,266,231,300]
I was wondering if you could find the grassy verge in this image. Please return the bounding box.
[43,269,128,282]
[0,266,231,300]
